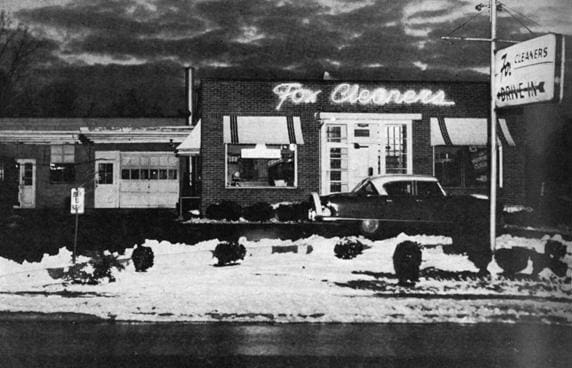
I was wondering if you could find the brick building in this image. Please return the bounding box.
[195,79,525,213]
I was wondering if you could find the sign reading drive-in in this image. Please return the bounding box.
[495,33,565,108]
[70,187,85,214]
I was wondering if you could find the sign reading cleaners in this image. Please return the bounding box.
[495,33,565,108]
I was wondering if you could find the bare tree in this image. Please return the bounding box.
[0,11,44,116]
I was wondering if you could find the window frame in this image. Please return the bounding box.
[225,143,298,189]
[49,145,76,184]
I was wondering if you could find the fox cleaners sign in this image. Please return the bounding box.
[495,33,565,108]
[273,83,455,110]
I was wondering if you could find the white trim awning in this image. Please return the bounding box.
[176,120,201,156]
[430,117,516,146]
[223,115,304,144]
[318,112,422,121]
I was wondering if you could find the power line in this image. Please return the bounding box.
[501,5,537,35]
[443,10,484,39]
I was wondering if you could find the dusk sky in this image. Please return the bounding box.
[2,0,571,117]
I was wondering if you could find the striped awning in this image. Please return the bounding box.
[430,117,515,146]
[223,116,304,144]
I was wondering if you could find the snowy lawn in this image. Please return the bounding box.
[1,233,571,324]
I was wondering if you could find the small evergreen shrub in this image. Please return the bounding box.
[242,202,274,222]
[276,204,296,222]
[494,248,530,275]
[393,241,422,286]
[276,202,311,222]
[213,241,247,266]
[334,237,365,259]
[206,201,242,221]
[63,251,125,284]
[131,244,154,272]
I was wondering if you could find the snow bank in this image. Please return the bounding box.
[1,233,571,324]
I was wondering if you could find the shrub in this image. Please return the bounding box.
[334,237,365,259]
[494,248,530,275]
[213,241,247,266]
[276,202,311,222]
[63,251,125,284]
[131,244,154,272]
[393,241,422,286]
[206,201,242,221]
[242,202,274,222]
[276,204,296,222]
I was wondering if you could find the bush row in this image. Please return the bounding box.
[205,201,310,222]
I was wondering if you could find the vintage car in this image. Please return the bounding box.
[309,175,498,257]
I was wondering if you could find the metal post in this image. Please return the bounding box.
[489,0,498,252]
[73,189,79,264]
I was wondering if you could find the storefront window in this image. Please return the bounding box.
[434,146,488,188]
[226,144,296,188]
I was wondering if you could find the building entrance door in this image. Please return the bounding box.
[16,159,36,208]
[94,151,119,208]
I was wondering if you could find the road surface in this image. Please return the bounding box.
[1,315,571,367]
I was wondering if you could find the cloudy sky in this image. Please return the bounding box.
[2,0,571,116]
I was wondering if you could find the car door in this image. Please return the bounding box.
[382,180,420,222]
[414,180,450,225]
[351,180,389,219]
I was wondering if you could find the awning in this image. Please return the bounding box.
[430,117,515,146]
[223,116,304,144]
[176,120,201,156]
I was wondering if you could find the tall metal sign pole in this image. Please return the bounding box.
[489,0,498,253]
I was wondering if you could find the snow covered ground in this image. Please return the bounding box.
[1,233,571,324]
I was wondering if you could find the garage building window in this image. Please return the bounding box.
[50,145,75,184]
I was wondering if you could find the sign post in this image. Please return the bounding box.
[70,187,85,264]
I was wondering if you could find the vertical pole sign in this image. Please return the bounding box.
[70,187,85,264]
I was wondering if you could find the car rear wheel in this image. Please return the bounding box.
[360,219,380,236]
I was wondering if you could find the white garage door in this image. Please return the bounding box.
[119,152,179,208]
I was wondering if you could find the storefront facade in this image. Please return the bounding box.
[199,79,525,212]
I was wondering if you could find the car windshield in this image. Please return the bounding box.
[351,178,372,193]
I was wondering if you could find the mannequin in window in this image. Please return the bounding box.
[231,170,241,186]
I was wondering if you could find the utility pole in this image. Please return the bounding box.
[489,0,498,253]
[442,1,503,254]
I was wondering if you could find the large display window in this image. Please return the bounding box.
[434,146,488,188]
[226,144,297,188]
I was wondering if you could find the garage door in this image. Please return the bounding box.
[119,152,179,208]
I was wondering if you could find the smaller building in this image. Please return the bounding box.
[0,118,193,211]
